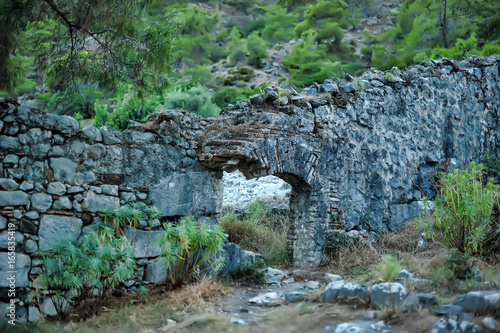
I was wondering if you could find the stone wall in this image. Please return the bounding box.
[0,55,499,323]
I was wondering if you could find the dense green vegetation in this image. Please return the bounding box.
[2,0,499,129]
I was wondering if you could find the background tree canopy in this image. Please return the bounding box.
[0,0,178,101]
[1,0,499,129]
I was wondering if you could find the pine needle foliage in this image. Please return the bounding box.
[156,216,226,287]
[37,222,137,319]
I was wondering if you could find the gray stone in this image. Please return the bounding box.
[31,193,53,211]
[38,215,82,250]
[81,126,103,142]
[482,317,500,331]
[285,291,307,303]
[3,154,19,164]
[67,185,84,194]
[0,191,30,206]
[322,281,344,303]
[53,115,79,135]
[430,318,479,333]
[100,126,123,144]
[41,297,58,317]
[0,136,21,150]
[124,228,162,258]
[50,157,77,182]
[25,239,38,253]
[127,131,156,143]
[324,273,343,283]
[0,178,18,190]
[454,290,500,314]
[0,216,5,229]
[435,304,464,316]
[304,281,320,290]
[144,257,167,284]
[25,211,39,219]
[53,196,72,210]
[397,269,415,279]
[323,320,399,333]
[120,191,136,203]
[0,230,24,249]
[81,191,120,212]
[150,172,221,217]
[338,283,370,303]
[261,267,286,284]
[47,182,66,195]
[250,94,264,105]
[0,252,31,287]
[28,306,41,323]
[19,181,34,191]
[370,282,408,309]
[75,170,96,183]
[101,185,119,196]
[248,292,282,306]
[13,209,22,219]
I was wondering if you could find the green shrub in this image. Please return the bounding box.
[162,85,220,118]
[37,223,137,318]
[156,216,226,287]
[421,162,500,258]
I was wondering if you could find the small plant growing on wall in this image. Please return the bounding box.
[37,222,137,318]
[156,216,226,287]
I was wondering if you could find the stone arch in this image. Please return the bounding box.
[198,126,328,267]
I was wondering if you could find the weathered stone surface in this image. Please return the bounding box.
[0,252,30,287]
[324,273,343,283]
[19,181,34,191]
[50,157,77,182]
[261,267,286,284]
[322,281,344,303]
[0,178,18,190]
[323,320,398,333]
[0,230,24,250]
[248,292,282,306]
[370,282,408,309]
[150,172,221,217]
[38,215,82,250]
[28,306,41,323]
[81,191,120,212]
[124,228,162,258]
[218,242,258,277]
[81,126,103,142]
[100,126,123,144]
[430,318,480,333]
[144,257,167,284]
[0,191,30,206]
[454,290,500,314]
[47,182,66,195]
[0,136,21,150]
[101,185,119,196]
[53,196,72,210]
[285,291,307,303]
[0,216,6,229]
[31,193,53,212]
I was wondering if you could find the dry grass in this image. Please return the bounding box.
[322,235,380,277]
[164,279,232,313]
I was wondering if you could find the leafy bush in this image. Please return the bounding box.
[377,254,402,283]
[421,162,500,258]
[156,216,226,287]
[220,200,290,267]
[37,223,137,318]
[98,203,161,236]
[162,85,220,117]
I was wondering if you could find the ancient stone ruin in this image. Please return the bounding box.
[0,55,499,322]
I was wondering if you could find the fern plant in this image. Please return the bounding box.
[37,222,136,318]
[156,216,226,287]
